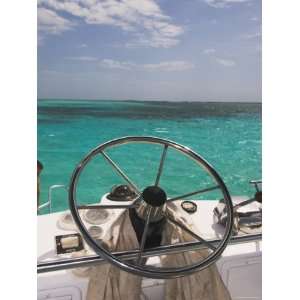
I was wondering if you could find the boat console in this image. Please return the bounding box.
[37,136,262,299]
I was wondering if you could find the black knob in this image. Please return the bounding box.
[142,186,167,207]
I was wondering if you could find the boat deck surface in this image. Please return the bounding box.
[38,198,261,300]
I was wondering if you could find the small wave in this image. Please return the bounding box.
[155,130,169,133]
[154,127,169,133]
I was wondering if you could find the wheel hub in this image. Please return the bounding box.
[142,186,167,207]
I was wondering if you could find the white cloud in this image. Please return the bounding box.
[66,56,98,61]
[143,61,195,71]
[203,50,237,68]
[215,58,236,67]
[242,32,261,39]
[250,16,259,22]
[78,43,88,48]
[98,59,194,71]
[99,59,136,70]
[38,0,184,48]
[204,0,252,8]
[203,48,216,55]
[38,7,74,35]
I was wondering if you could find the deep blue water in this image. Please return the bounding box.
[38,99,261,214]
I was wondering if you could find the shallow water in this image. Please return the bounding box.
[38,99,261,214]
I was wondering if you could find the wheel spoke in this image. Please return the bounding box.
[136,207,153,265]
[167,185,220,202]
[154,145,168,186]
[77,204,137,210]
[100,150,140,195]
[166,213,217,251]
[233,197,255,211]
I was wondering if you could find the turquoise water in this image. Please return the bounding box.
[38,99,261,214]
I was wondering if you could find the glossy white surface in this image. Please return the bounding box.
[38,197,261,300]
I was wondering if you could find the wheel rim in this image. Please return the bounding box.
[69,136,234,279]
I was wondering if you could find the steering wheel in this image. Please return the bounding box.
[69,136,233,279]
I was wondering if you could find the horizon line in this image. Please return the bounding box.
[38,98,262,104]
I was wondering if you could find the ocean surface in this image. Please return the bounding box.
[38,99,261,214]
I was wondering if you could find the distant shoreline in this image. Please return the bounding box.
[38,98,262,104]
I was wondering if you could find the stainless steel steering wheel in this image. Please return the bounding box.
[69,136,233,279]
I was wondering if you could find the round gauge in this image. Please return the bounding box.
[88,225,103,239]
[83,209,110,225]
[57,212,77,231]
[181,201,197,214]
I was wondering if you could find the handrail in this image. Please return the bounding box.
[249,180,262,184]
[38,202,50,211]
[249,180,262,192]
[37,233,262,274]
[38,184,68,213]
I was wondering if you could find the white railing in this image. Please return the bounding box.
[38,184,68,213]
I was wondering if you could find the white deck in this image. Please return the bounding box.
[37,198,261,300]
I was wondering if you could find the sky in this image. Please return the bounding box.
[37,0,261,102]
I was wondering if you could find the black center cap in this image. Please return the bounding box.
[142,186,167,207]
